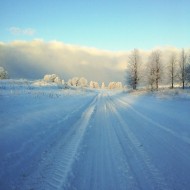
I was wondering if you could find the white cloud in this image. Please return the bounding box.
[8,27,36,36]
[0,40,185,84]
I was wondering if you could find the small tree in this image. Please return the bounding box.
[168,53,177,89]
[108,82,123,89]
[0,67,8,79]
[185,64,190,84]
[90,81,99,88]
[43,74,64,85]
[68,77,88,87]
[108,82,115,89]
[44,74,58,82]
[116,82,123,89]
[147,63,155,91]
[78,77,88,87]
[72,77,80,86]
[54,76,62,84]
[67,77,79,86]
[126,49,141,90]
[178,49,188,89]
[101,82,106,89]
[184,54,190,85]
[147,51,162,90]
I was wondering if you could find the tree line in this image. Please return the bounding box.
[43,75,123,89]
[126,49,190,90]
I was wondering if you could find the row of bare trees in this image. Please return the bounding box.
[126,49,190,90]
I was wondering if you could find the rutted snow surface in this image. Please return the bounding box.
[1,88,190,190]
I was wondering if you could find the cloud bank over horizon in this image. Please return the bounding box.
[0,40,185,84]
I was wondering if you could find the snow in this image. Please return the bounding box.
[0,80,190,190]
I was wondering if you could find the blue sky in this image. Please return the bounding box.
[0,0,190,51]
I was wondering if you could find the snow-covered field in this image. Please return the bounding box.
[1,80,190,190]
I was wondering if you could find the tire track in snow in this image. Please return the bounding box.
[66,93,139,190]
[2,102,85,167]
[0,96,96,186]
[19,95,98,190]
[107,96,171,190]
[116,98,190,145]
[113,96,190,185]
[103,98,140,190]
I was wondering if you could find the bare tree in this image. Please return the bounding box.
[147,50,162,90]
[184,53,190,85]
[178,49,188,89]
[185,64,190,84]
[147,62,156,91]
[126,49,141,90]
[168,53,177,89]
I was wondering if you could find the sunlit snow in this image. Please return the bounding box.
[0,80,190,190]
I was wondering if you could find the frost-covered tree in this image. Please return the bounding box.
[126,49,141,90]
[54,76,62,84]
[0,67,8,79]
[168,53,177,89]
[67,79,72,86]
[43,74,64,85]
[90,81,99,88]
[101,82,106,89]
[68,77,78,86]
[44,74,57,82]
[147,51,162,90]
[68,77,88,87]
[108,82,115,89]
[89,81,93,88]
[116,82,123,89]
[185,64,190,84]
[178,49,189,89]
[78,77,88,87]
[71,77,80,86]
[108,82,123,89]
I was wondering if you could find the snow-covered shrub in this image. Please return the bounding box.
[54,76,62,84]
[108,82,115,89]
[67,79,72,86]
[116,82,123,89]
[68,77,88,87]
[0,67,8,79]
[90,81,99,88]
[43,74,64,84]
[67,77,79,86]
[101,82,106,89]
[108,82,123,89]
[78,77,88,87]
[43,74,58,82]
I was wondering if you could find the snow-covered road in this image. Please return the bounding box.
[1,89,190,190]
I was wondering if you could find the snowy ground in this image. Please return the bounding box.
[1,80,190,190]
